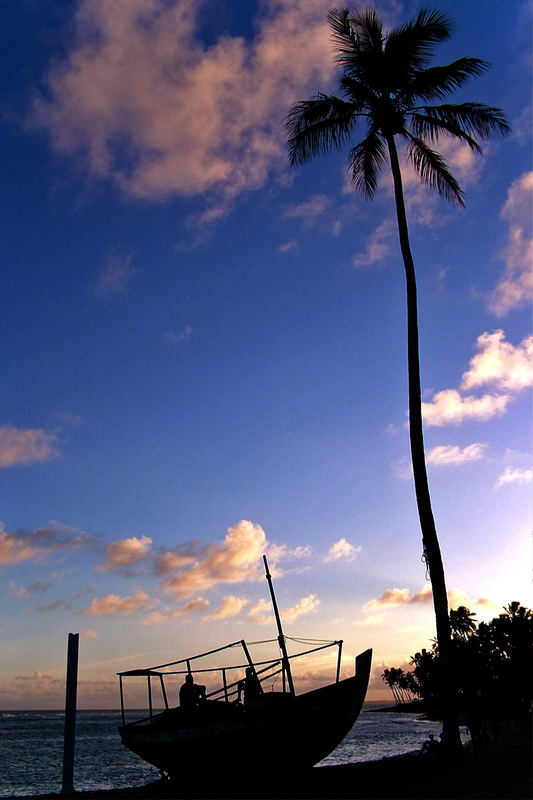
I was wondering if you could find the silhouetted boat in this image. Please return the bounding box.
[117,556,372,774]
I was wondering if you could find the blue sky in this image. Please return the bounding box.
[0,0,531,709]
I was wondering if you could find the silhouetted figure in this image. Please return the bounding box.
[238,667,262,705]
[421,733,440,755]
[179,673,206,711]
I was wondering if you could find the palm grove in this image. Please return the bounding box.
[382,603,533,744]
[285,7,509,750]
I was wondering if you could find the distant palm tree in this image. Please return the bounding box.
[286,6,509,751]
[450,606,477,640]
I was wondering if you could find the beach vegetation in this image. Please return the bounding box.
[383,602,533,746]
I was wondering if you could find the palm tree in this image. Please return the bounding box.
[450,606,477,640]
[286,6,509,751]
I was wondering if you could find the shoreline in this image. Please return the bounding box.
[6,746,530,800]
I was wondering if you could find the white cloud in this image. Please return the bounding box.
[422,389,511,426]
[248,598,273,625]
[282,593,320,622]
[160,520,271,600]
[363,584,492,614]
[155,548,197,575]
[164,325,193,344]
[32,0,334,214]
[490,172,533,316]
[497,466,533,487]
[437,136,484,185]
[0,521,93,565]
[141,597,210,625]
[376,135,486,230]
[352,219,394,267]
[284,194,331,226]
[292,545,312,558]
[248,594,319,625]
[277,240,299,255]
[426,442,488,466]
[325,538,361,563]
[96,535,152,572]
[460,331,533,393]
[421,330,532,427]
[0,530,39,566]
[363,586,429,612]
[0,425,58,468]
[83,589,153,616]
[204,594,248,620]
[7,581,28,598]
[96,249,136,294]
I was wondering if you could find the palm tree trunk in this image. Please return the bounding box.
[386,134,462,752]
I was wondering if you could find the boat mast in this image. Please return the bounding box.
[263,554,295,696]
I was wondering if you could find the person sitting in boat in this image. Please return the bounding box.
[238,667,263,705]
[179,673,206,711]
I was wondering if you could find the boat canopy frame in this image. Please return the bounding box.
[117,636,343,727]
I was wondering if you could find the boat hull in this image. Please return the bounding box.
[120,649,372,774]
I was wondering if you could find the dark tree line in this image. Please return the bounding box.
[382,602,533,742]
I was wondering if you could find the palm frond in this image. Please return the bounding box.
[402,58,489,102]
[328,7,357,64]
[406,133,465,206]
[331,6,384,83]
[286,94,359,166]
[348,127,387,198]
[350,6,384,53]
[339,74,378,107]
[409,112,482,153]
[421,103,511,138]
[385,8,452,72]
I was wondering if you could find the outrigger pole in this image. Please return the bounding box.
[262,554,295,696]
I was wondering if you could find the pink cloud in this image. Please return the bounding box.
[422,388,511,426]
[204,594,248,620]
[490,172,533,316]
[422,330,532,427]
[282,593,320,623]
[0,425,58,468]
[460,330,533,393]
[0,522,93,565]
[32,0,334,214]
[0,529,39,565]
[83,589,152,616]
[248,593,319,626]
[284,194,331,226]
[426,443,488,466]
[141,597,210,625]
[160,520,269,600]
[325,538,361,563]
[96,535,152,572]
[364,584,495,614]
[96,249,136,294]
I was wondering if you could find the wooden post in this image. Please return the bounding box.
[336,640,343,683]
[147,674,153,721]
[159,675,169,710]
[222,668,228,702]
[62,632,79,795]
[119,675,125,727]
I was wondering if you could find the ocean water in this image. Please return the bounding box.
[0,708,469,797]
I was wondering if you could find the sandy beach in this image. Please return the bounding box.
[9,745,531,800]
